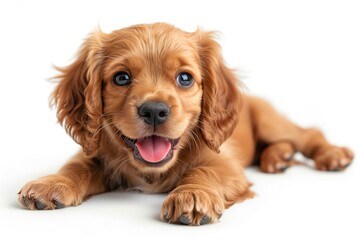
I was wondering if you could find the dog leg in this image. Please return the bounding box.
[18,151,106,210]
[249,96,354,171]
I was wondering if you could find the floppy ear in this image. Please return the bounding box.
[196,31,241,153]
[51,30,105,157]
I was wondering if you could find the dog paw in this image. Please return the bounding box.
[161,186,224,225]
[314,146,354,171]
[260,142,296,173]
[18,175,81,210]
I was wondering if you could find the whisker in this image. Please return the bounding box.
[109,127,121,145]
[108,157,131,183]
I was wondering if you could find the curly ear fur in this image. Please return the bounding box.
[196,31,241,152]
[51,30,105,157]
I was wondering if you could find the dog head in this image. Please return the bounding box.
[52,23,240,172]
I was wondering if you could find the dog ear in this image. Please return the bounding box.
[195,30,241,153]
[51,30,105,157]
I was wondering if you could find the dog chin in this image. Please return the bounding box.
[121,134,180,167]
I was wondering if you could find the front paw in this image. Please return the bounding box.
[18,175,81,210]
[315,146,354,171]
[161,186,224,225]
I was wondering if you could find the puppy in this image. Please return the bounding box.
[18,23,354,225]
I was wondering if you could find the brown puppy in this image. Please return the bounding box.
[18,23,354,225]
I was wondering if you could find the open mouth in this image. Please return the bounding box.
[122,135,180,166]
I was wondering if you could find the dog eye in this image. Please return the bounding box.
[176,72,194,88]
[113,72,131,86]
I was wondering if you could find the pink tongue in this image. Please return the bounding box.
[135,136,171,163]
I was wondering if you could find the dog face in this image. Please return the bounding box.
[102,25,203,169]
[52,23,240,173]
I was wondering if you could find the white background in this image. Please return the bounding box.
[0,0,359,239]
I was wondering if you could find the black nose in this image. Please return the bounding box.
[138,101,170,127]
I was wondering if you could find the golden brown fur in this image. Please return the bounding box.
[18,23,354,225]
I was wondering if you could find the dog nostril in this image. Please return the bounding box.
[141,112,151,118]
[158,111,167,118]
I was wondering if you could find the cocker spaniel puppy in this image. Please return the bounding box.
[18,23,354,225]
